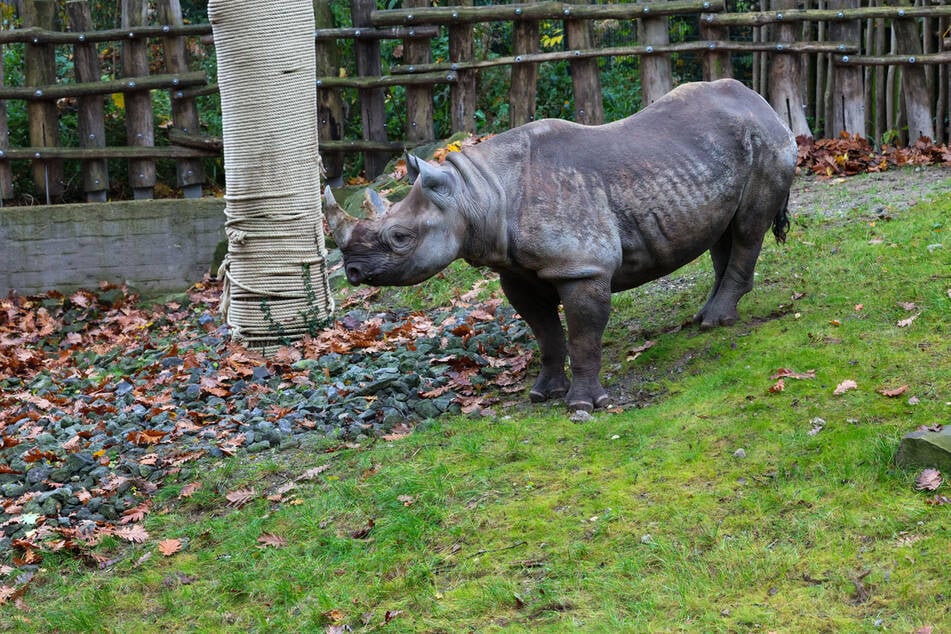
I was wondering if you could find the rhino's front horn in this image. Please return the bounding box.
[323,185,358,248]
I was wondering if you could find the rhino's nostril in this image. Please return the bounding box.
[346,265,363,285]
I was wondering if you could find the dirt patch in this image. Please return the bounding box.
[790,165,950,218]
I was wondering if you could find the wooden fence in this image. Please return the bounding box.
[0,0,949,203]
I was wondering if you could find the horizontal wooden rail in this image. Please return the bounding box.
[0,145,216,160]
[0,24,436,46]
[701,4,951,26]
[0,71,206,100]
[186,70,459,98]
[393,40,860,74]
[169,131,428,154]
[837,51,951,65]
[373,0,724,26]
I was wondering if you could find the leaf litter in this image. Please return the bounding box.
[0,279,535,602]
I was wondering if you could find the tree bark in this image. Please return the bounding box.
[700,22,733,80]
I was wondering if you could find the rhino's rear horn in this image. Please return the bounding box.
[362,188,391,219]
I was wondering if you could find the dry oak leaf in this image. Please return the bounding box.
[257,532,288,549]
[768,378,785,393]
[114,524,149,544]
[158,539,182,557]
[833,379,858,395]
[178,481,201,499]
[226,488,256,509]
[877,385,909,398]
[897,313,920,328]
[770,368,816,380]
[915,468,942,492]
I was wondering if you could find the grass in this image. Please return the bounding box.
[3,186,951,632]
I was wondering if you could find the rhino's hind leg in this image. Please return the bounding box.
[694,214,770,330]
[557,278,612,412]
[499,273,570,403]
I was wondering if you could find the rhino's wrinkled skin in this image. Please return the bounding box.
[325,79,798,412]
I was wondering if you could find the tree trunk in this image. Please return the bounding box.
[351,0,389,177]
[66,0,109,202]
[22,0,63,202]
[768,0,812,137]
[314,1,345,185]
[509,17,538,127]
[209,0,334,351]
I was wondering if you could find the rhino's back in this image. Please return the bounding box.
[467,79,797,286]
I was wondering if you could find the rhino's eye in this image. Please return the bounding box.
[385,226,416,254]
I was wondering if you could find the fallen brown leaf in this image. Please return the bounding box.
[157,539,182,557]
[915,468,942,491]
[257,532,288,549]
[833,379,858,395]
[877,385,909,398]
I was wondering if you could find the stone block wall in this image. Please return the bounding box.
[1,199,225,297]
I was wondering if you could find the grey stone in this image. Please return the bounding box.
[895,427,951,470]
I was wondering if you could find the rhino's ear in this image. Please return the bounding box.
[415,157,454,200]
[404,152,420,184]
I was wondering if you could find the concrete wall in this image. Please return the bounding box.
[1,199,225,297]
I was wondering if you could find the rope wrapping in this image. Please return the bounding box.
[209,0,334,351]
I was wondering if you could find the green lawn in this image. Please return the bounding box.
[3,184,950,633]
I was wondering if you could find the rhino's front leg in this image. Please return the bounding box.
[557,277,612,412]
[499,273,570,402]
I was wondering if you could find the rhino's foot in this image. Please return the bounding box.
[693,308,739,331]
[565,384,611,413]
[529,373,570,403]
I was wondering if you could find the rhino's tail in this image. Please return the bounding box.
[771,193,791,244]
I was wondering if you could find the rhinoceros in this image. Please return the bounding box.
[324,79,797,412]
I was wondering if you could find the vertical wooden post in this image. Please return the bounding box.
[22,0,63,202]
[936,16,948,143]
[564,1,603,124]
[829,0,866,137]
[509,16,538,126]
[449,0,476,133]
[66,0,109,202]
[0,40,13,200]
[700,19,733,81]
[768,0,811,137]
[888,0,934,141]
[314,0,345,186]
[351,0,389,178]
[404,0,434,143]
[639,10,672,107]
[873,9,887,143]
[159,0,204,198]
[122,0,156,200]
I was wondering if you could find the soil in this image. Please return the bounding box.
[789,165,950,218]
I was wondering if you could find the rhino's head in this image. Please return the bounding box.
[324,155,465,287]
